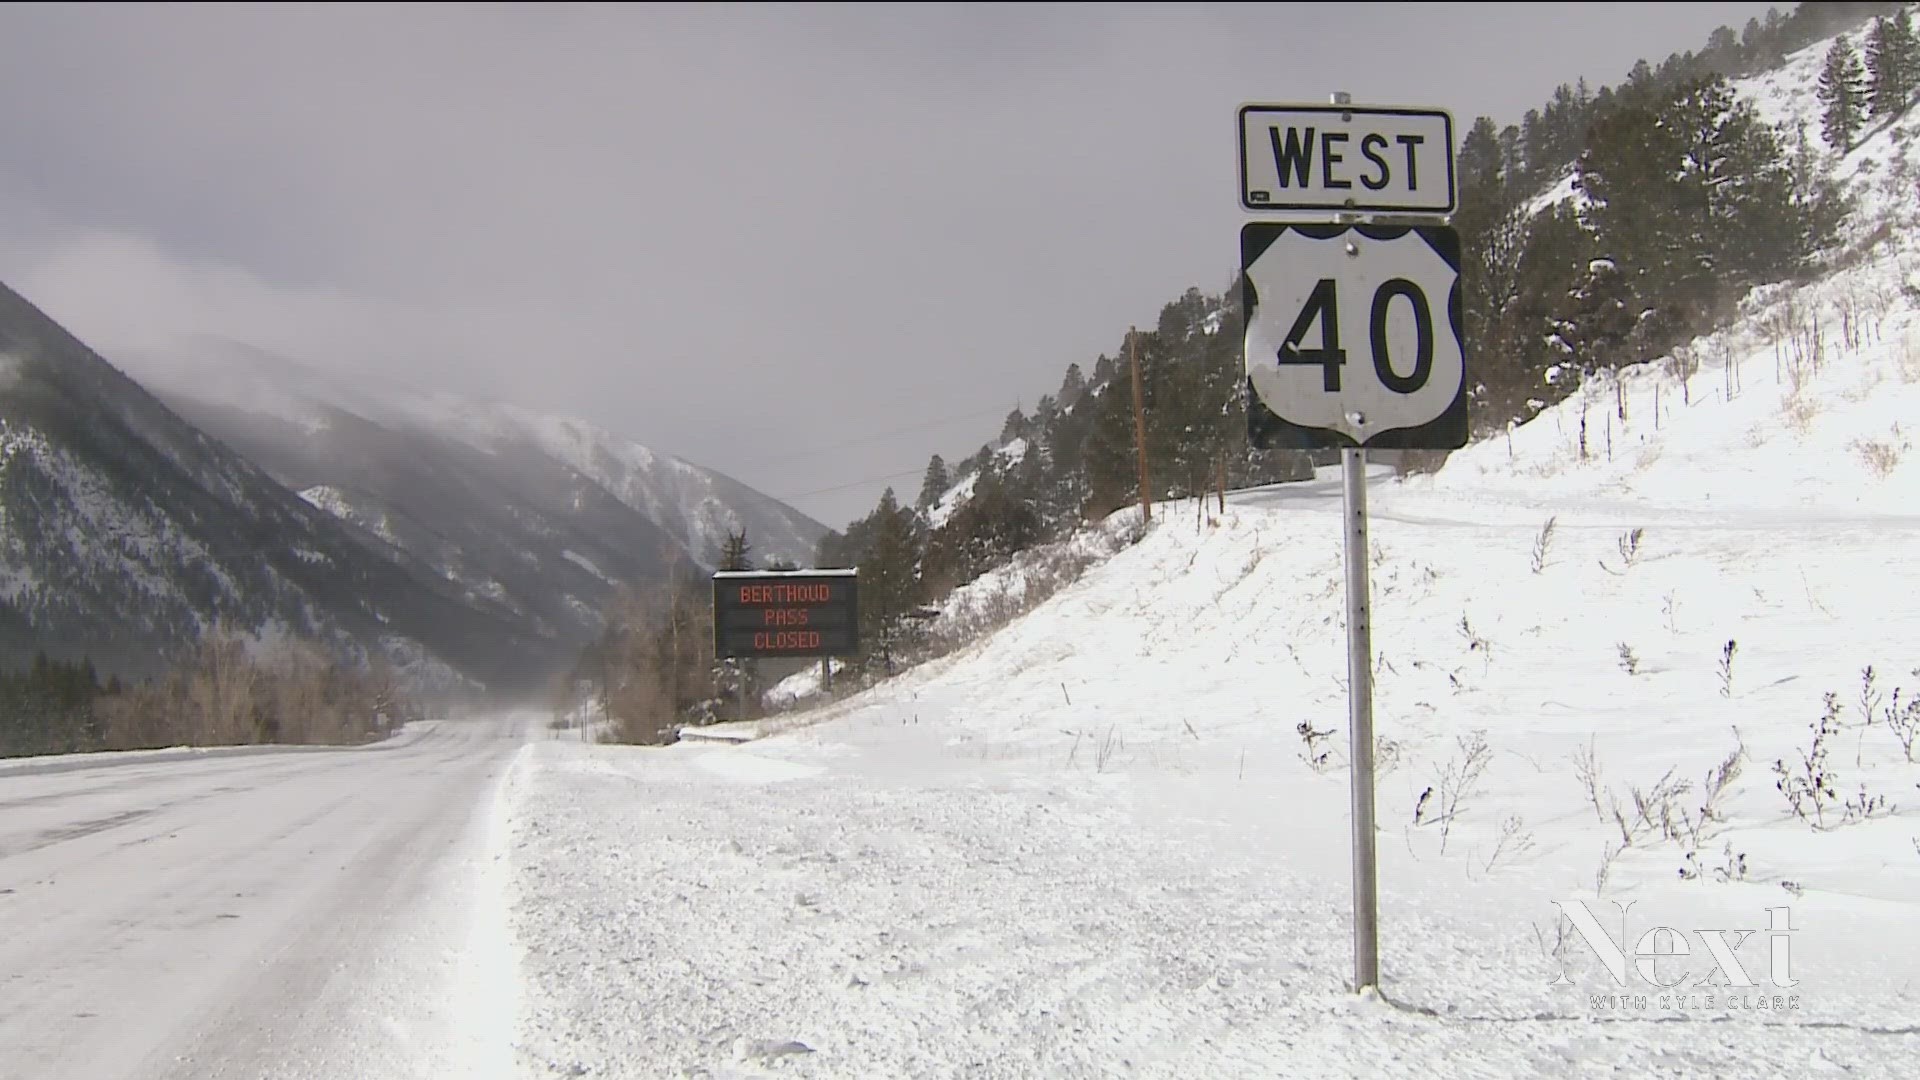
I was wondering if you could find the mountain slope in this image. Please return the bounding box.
[170,394,691,650]
[0,282,552,686]
[108,340,827,648]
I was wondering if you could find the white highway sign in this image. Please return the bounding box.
[1242,222,1468,450]
[1238,104,1455,214]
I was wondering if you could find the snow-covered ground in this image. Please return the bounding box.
[494,27,1920,1077]
[502,284,1920,1078]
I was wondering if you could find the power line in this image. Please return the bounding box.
[725,401,1019,474]
[775,466,929,502]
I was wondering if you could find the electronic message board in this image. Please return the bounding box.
[711,569,859,659]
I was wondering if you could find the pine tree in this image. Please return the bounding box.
[1520,109,1545,177]
[1889,7,1920,114]
[1576,101,1688,311]
[1556,257,1638,377]
[1819,36,1869,149]
[916,454,950,511]
[1031,394,1059,435]
[1000,407,1029,445]
[1666,75,1801,305]
[856,488,922,673]
[1455,116,1510,275]
[1867,13,1919,118]
[1787,121,1852,260]
[1869,16,1892,116]
[1459,116,1502,193]
[1058,362,1087,408]
[1497,124,1523,184]
[1473,202,1594,422]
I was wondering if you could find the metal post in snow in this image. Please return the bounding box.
[1331,88,1381,995]
[1341,438,1380,992]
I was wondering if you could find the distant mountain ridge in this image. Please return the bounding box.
[104,337,828,654]
[0,281,552,687]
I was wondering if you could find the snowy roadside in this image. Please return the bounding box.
[501,730,1920,1079]
[0,718,442,779]
[493,40,1920,1073]
[496,289,1920,1075]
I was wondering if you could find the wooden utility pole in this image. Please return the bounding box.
[1129,327,1152,522]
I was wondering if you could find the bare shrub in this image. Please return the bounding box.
[1530,516,1558,574]
[1774,693,1841,829]
[1573,736,1607,823]
[1427,730,1492,854]
[1617,526,1644,566]
[1851,424,1911,479]
[1780,391,1821,433]
[1887,681,1920,763]
[94,627,412,751]
[98,680,175,751]
[595,574,713,745]
[1595,841,1623,896]
[1896,329,1920,383]
[184,628,263,745]
[1483,814,1536,873]
[1096,725,1124,772]
[1457,615,1491,669]
[1617,642,1640,675]
[1628,768,1693,845]
[1297,719,1338,772]
[1679,842,1748,883]
[1695,744,1744,830]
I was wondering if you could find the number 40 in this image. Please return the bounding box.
[1276,277,1435,395]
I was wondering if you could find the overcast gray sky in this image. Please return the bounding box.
[0,1,1776,528]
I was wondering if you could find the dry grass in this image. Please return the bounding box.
[1898,329,1920,384]
[1852,424,1911,479]
[1781,393,1822,434]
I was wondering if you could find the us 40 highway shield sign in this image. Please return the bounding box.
[1242,221,1468,451]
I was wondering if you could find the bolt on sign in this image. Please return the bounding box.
[711,569,860,659]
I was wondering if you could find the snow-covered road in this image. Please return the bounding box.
[0,716,529,1080]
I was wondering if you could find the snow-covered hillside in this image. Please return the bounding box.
[925,436,1028,530]
[1530,15,1920,229]
[509,315,1920,1075]
[499,25,1920,1076]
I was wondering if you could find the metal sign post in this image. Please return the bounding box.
[1237,89,1468,995]
[1340,431,1380,991]
[1332,87,1382,1001]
